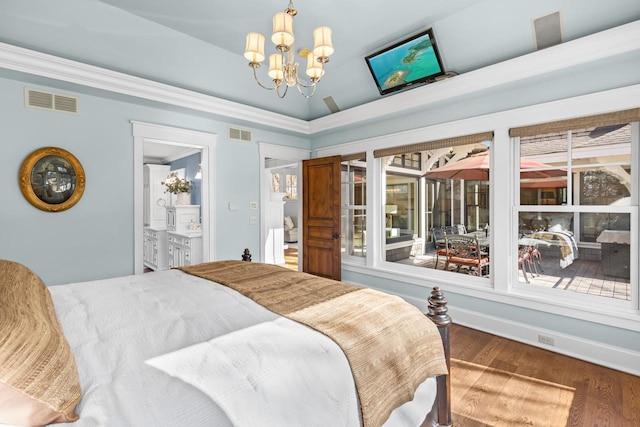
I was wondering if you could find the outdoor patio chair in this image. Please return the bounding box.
[444,225,459,235]
[518,244,543,283]
[444,234,490,277]
[431,227,448,269]
[518,247,532,283]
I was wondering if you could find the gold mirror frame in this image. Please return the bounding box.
[19,147,86,212]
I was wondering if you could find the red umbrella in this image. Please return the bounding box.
[422,151,566,181]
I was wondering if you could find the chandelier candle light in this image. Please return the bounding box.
[244,0,334,98]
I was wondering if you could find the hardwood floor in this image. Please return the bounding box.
[284,247,298,271]
[450,324,640,426]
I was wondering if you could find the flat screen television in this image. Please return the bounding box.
[365,28,446,96]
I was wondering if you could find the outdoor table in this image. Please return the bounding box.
[518,236,551,247]
[463,231,490,250]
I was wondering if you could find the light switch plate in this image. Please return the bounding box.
[249,201,258,209]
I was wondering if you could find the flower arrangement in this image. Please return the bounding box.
[161,172,193,194]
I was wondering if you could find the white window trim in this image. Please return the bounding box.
[511,123,638,312]
[317,84,640,332]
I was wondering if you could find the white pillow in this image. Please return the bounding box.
[549,214,572,232]
[284,216,295,231]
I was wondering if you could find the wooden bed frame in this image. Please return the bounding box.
[241,249,452,427]
[423,286,452,427]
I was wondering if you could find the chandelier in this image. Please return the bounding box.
[243,0,334,98]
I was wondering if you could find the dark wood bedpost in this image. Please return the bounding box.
[427,286,452,427]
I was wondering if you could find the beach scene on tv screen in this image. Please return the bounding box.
[369,33,442,92]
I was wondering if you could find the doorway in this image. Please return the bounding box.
[133,121,217,274]
[268,162,300,270]
[258,143,310,269]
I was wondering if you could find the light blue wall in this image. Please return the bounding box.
[213,139,263,262]
[1,76,310,285]
[1,33,637,366]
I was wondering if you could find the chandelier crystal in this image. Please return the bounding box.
[243,0,334,98]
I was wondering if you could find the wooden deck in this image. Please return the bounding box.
[395,249,631,301]
[287,243,629,300]
[521,253,630,300]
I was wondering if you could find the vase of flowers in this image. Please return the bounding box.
[161,172,193,205]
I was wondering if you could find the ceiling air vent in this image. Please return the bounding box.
[323,96,341,114]
[532,11,563,50]
[25,88,79,114]
[228,127,252,142]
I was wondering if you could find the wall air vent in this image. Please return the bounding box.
[25,88,79,114]
[228,127,252,142]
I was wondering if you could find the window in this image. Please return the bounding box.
[341,155,367,258]
[272,172,297,199]
[271,172,280,192]
[391,153,422,170]
[384,173,420,261]
[513,113,637,302]
[285,174,297,200]
[373,132,493,276]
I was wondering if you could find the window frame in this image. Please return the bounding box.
[315,92,640,332]
[341,156,368,263]
[285,173,297,200]
[511,122,638,310]
[373,134,495,283]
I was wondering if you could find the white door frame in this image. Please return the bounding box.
[258,142,310,266]
[132,121,217,274]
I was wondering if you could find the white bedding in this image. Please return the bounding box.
[46,268,436,427]
[146,318,360,426]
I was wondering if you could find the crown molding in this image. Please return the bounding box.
[1,20,638,136]
[0,41,310,135]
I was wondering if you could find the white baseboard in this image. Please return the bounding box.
[373,289,640,376]
[446,306,640,377]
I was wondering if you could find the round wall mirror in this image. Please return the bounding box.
[19,147,86,212]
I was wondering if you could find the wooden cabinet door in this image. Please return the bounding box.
[302,156,341,280]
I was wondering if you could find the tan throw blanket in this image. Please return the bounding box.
[179,261,447,427]
[0,260,81,426]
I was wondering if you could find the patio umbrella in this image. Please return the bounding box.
[422,150,566,181]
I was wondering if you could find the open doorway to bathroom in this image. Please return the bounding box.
[142,143,203,272]
[133,121,216,275]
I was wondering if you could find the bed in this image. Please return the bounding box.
[0,258,452,427]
